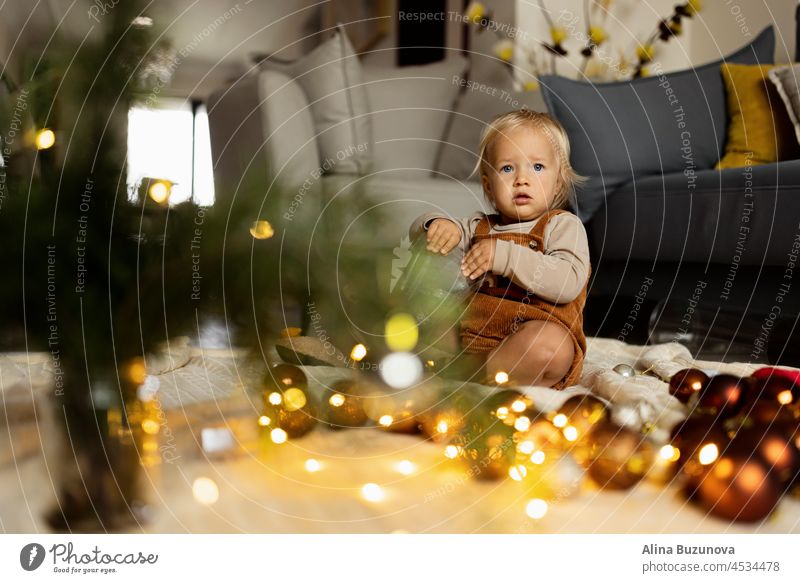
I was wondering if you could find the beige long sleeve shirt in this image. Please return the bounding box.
[410,211,591,304]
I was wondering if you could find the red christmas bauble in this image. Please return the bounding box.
[751,366,800,385]
[685,447,782,522]
[668,368,709,404]
[732,425,800,486]
[748,375,799,410]
[670,415,729,469]
[740,398,797,427]
[690,374,748,418]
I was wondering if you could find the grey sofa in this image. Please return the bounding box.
[540,22,800,364]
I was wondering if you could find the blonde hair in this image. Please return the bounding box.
[473,109,586,211]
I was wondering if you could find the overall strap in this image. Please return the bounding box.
[474,216,493,237]
[529,209,568,238]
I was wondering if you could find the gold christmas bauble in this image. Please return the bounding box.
[585,422,653,490]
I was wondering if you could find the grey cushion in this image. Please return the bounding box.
[541,26,775,222]
[589,160,800,266]
[436,86,547,181]
[260,25,372,175]
[769,64,800,146]
[363,57,468,178]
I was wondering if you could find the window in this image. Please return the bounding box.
[127,98,215,206]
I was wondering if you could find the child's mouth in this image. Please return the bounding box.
[513,193,532,204]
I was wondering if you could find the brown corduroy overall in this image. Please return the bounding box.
[460,209,589,390]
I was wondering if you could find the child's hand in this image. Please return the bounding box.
[426,219,461,255]
[461,239,496,280]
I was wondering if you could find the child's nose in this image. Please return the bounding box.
[514,170,530,186]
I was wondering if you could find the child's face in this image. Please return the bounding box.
[481,125,561,223]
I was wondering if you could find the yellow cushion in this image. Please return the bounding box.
[716,63,800,169]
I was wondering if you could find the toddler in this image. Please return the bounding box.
[410,110,590,389]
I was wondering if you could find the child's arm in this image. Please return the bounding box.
[493,214,590,303]
[409,212,484,255]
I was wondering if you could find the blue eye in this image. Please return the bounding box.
[501,164,513,173]
[533,163,544,172]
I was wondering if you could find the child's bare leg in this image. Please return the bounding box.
[485,320,574,387]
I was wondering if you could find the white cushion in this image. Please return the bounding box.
[259,25,372,175]
[207,69,321,199]
[769,64,800,146]
[363,57,469,177]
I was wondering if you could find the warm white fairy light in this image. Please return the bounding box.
[395,460,416,475]
[258,415,271,427]
[361,483,385,502]
[270,428,288,444]
[35,128,56,150]
[283,388,307,411]
[517,440,535,455]
[437,420,449,434]
[305,459,321,472]
[147,180,171,204]
[659,444,680,462]
[526,498,548,519]
[268,392,282,405]
[514,416,531,432]
[496,406,509,420]
[511,399,527,413]
[379,415,394,427]
[249,220,274,240]
[552,413,568,428]
[132,15,154,27]
[494,371,509,384]
[192,477,219,505]
[698,443,719,465]
[350,343,367,362]
[444,445,461,459]
[509,465,527,481]
[563,426,579,442]
[530,450,546,465]
[777,390,794,405]
[141,419,160,435]
[379,352,423,389]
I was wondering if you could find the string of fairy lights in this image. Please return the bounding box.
[125,287,799,525]
[102,183,799,525]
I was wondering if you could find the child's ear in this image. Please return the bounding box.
[481,173,492,198]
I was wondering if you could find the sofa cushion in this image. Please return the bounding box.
[716,63,800,169]
[259,25,372,175]
[589,160,800,266]
[540,26,775,222]
[769,63,800,146]
[436,85,547,181]
[363,57,468,178]
[207,69,321,200]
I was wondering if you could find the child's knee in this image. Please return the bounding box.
[522,334,573,378]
